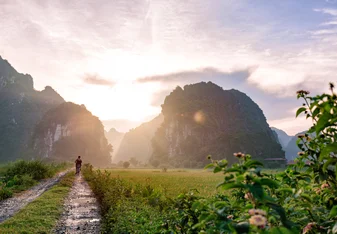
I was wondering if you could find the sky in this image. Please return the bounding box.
[1,0,337,135]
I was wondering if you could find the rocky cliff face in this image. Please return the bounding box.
[31,102,112,166]
[114,114,164,163]
[0,56,64,162]
[151,82,285,167]
[105,128,125,160]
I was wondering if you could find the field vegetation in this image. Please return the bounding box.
[106,169,225,197]
[84,83,337,234]
[0,172,74,233]
[0,160,68,201]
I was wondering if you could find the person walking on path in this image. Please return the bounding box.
[75,156,82,175]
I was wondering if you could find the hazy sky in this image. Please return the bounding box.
[1,0,337,134]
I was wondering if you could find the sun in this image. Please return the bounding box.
[76,82,161,123]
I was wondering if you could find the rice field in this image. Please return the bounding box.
[105,168,227,197]
[103,168,284,198]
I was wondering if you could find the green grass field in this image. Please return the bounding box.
[104,168,284,198]
[105,168,227,197]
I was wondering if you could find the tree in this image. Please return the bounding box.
[129,157,139,167]
[150,159,160,168]
[123,161,130,169]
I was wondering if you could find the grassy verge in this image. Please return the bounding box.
[0,172,74,234]
[0,160,70,201]
[83,165,166,233]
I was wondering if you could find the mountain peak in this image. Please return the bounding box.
[153,82,285,167]
[0,56,65,162]
[0,55,34,91]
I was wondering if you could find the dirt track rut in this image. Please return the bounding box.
[54,174,101,234]
[0,170,68,223]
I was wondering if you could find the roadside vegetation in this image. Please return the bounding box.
[0,172,74,233]
[84,83,337,233]
[0,160,68,201]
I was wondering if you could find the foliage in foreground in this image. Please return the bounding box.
[0,172,74,234]
[0,160,67,201]
[85,83,337,233]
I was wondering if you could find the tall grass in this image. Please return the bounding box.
[0,160,69,201]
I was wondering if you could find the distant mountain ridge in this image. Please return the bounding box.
[271,127,293,149]
[151,82,286,167]
[0,56,64,162]
[271,128,311,161]
[105,128,125,160]
[113,114,164,163]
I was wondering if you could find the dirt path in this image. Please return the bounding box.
[54,174,101,234]
[0,170,69,223]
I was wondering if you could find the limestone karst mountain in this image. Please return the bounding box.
[271,127,293,149]
[150,82,286,167]
[104,128,125,160]
[30,102,112,166]
[283,131,307,161]
[113,114,164,163]
[0,56,64,162]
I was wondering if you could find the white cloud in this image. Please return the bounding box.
[311,29,337,35]
[0,0,336,133]
[321,20,337,25]
[314,8,337,16]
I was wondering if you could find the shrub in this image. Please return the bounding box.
[123,161,130,169]
[0,160,67,201]
[5,160,51,181]
[0,187,13,200]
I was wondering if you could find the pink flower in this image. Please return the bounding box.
[248,209,267,217]
[321,183,329,189]
[249,215,267,229]
[244,192,253,200]
[303,222,315,234]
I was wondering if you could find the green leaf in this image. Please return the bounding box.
[267,202,294,229]
[269,227,294,234]
[323,158,337,172]
[319,143,337,162]
[213,167,222,173]
[277,188,293,194]
[296,107,307,117]
[244,160,264,168]
[333,222,337,234]
[260,178,279,189]
[300,194,312,203]
[330,206,337,218]
[312,107,320,118]
[249,183,265,200]
[233,222,250,234]
[225,168,242,173]
[204,163,214,169]
[316,113,332,135]
[217,182,246,190]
